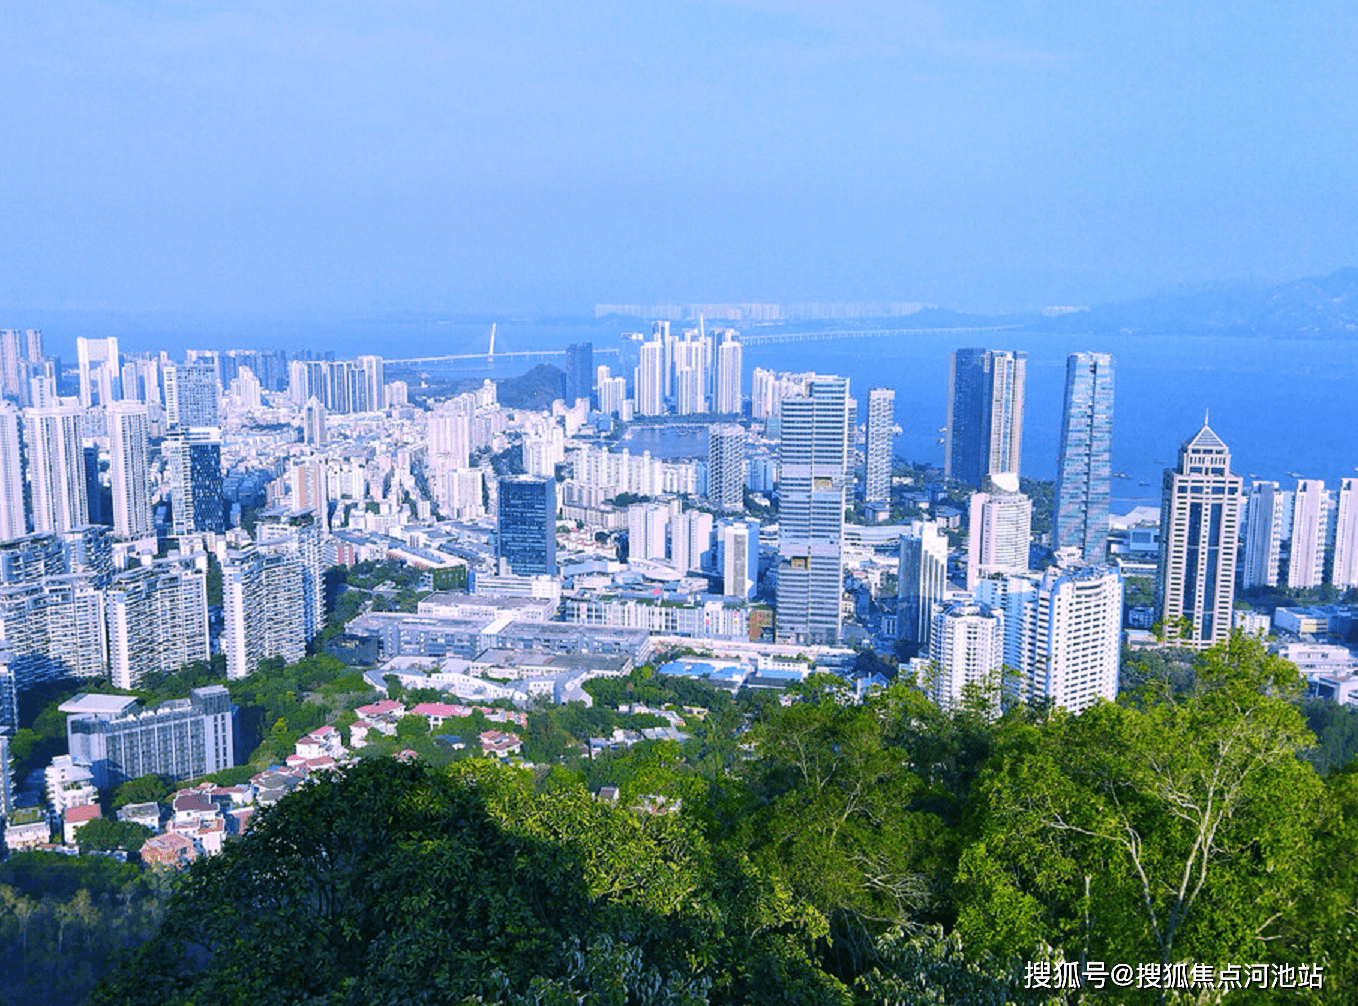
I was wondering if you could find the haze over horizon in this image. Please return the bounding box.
[4,3,1356,330]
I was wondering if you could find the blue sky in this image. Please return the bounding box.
[3,1,1356,321]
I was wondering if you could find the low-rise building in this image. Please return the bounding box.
[63,802,103,845]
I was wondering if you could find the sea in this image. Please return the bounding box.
[176,313,1357,515]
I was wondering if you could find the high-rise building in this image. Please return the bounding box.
[497,476,557,576]
[1333,479,1358,590]
[776,375,849,645]
[1286,479,1330,589]
[223,546,307,679]
[1053,352,1114,560]
[0,404,26,542]
[77,337,121,408]
[106,401,152,539]
[63,686,234,789]
[627,502,671,562]
[42,573,108,679]
[669,508,713,572]
[715,336,743,415]
[707,424,745,512]
[1154,420,1244,648]
[1028,563,1122,713]
[719,518,759,599]
[897,520,948,653]
[428,402,472,469]
[565,343,594,407]
[0,330,25,403]
[163,362,220,429]
[0,660,15,733]
[357,355,385,411]
[24,403,88,534]
[635,339,665,417]
[165,428,224,535]
[257,515,327,642]
[106,560,210,690]
[945,348,1026,488]
[1242,481,1285,588]
[303,397,328,446]
[288,458,329,528]
[966,473,1032,589]
[864,387,895,505]
[928,600,1004,714]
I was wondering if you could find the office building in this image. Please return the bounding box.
[707,424,745,512]
[1333,479,1358,590]
[669,508,713,572]
[928,601,1004,714]
[945,348,1026,488]
[966,473,1032,589]
[634,339,665,417]
[1287,479,1330,589]
[720,518,759,599]
[497,476,557,576]
[1053,352,1114,560]
[223,547,307,679]
[106,560,210,690]
[165,428,224,535]
[1242,481,1285,588]
[864,387,895,505]
[357,355,385,411]
[565,343,593,406]
[107,401,152,539]
[776,375,849,645]
[163,362,219,428]
[0,404,26,542]
[77,336,121,408]
[1154,420,1244,648]
[63,686,234,789]
[25,403,89,534]
[897,520,949,653]
[715,336,743,414]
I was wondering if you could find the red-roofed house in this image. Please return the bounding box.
[409,702,467,729]
[478,730,522,758]
[141,832,198,868]
[295,725,345,760]
[63,803,103,845]
[354,699,404,719]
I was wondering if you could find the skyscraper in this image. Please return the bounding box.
[928,600,1004,714]
[897,520,948,654]
[1028,563,1122,713]
[357,355,386,411]
[634,339,665,417]
[966,473,1032,589]
[1332,479,1358,590]
[669,508,713,573]
[497,476,557,575]
[627,502,671,562]
[1242,481,1285,588]
[1154,420,1244,648]
[1054,352,1114,560]
[707,424,745,512]
[0,403,26,542]
[565,343,594,407]
[776,375,849,645]
[24,403,89,534]
[945,348,1026,488]
[720,518,759,599]
[864,387,895,505]
[107,401,152,539]
[106,560,209,690]
[715,336,743,414]
[164,362,220,428]
[223,546,307,679]
[77,336,121,408]
[165,428,224,535]
[303,397,328,446]
[1286,479,1330,589]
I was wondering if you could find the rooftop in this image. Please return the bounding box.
[58,693,140,717]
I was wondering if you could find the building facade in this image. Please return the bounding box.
[497,476,557,576]
[945,348,1026,488]
[864,387,895,506]
[1053,352,1114,560]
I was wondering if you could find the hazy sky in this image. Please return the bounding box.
[3,2,1356,320]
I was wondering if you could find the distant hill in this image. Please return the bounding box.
[496,363,567,409]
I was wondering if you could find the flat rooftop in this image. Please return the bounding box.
[58,693,140,717]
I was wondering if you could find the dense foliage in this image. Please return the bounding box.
[56,633,1353,1005]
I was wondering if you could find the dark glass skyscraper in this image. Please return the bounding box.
[497,476,557,575]
[1054,352,1114,560]
[565,342,594,407]
[945,348,1026,488]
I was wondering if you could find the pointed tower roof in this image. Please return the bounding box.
[1185,423,1227,452]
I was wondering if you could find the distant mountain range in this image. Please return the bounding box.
[1030,267,1358,338]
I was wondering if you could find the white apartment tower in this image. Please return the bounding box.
[928,601,1004,714]
[707,424,745,512]
[1154,420,1243,648]
[864,387,895,505]
[1332,479,1358,590]
[106,561,210,690]
[107,401,152,539]
[966,473,1032,589]
[627,502,671,562]
[775,375,849,645]
[720,518,759,600]
[1286,479,1330,589]
[716,336,743,414]
[1028,563,1122,713]
[357,355,385,411]
[897,520,949,653]
[1242,481,1285,588]
[77,336,120,408]
[669,509,713,573]
[24,403,89,534]
[635,339,665,417]
[0,403,26,542]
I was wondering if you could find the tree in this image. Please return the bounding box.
[113,774,169,809]
[959,633,1326,996]
[395,713,429,741]
[76,819,154,854]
